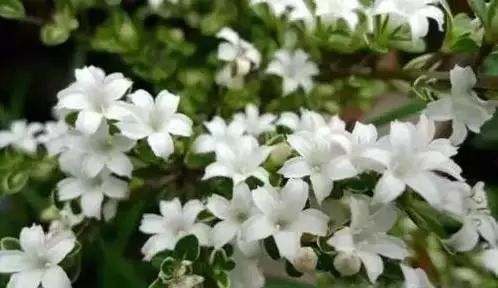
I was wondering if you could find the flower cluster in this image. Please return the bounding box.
[0,63,497,287]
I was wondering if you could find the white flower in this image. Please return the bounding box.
[266,49,319,96]
[115,89,192,159]
[58,122,136,178]
[233,104,276,137]
[56,66,132,134]
[49,204,84,236]
[0,120,43,154]
[372,0,444,39]
[279,132,357,204]
[327,196,408,283]
[202,136,271,185]
[315,0,361,30]
[243,179,329,261]
[229,247,265,288]
[38,120,69,156]
[206,183,258,249]
[57,169,129,220]
[216,27,261,77]
[400,264,434,288]
[251,0,314,24]
[293,247,318,273]
[0,225,75,288]
[425,66,496,145]
[373,115,462,206]
[444,182,498,252]
[139,198,211,261]
[479,249,498,276]
[193,116,245,154]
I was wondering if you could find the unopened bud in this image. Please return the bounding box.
[333,252,361,277]
[293,247,318,273]
[269,142,291,167]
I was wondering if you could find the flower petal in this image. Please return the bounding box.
[0,251,33,273]
[41,266,71,288]
[147,133,174,160]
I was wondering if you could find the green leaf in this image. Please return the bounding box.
[0,0,25,19]
[484,52,498,76]
[213,271,230,288]
[2,170,29,195]
[0,237,20,250]
[469,0,488,22]
[160,257,178,281]
[40,24,70,46]
[174,235,200,261]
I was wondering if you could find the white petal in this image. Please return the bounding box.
[327,227,355,253]
[107,152,133,178]
[408,15,429,38]
[41,266,71,288]
[206,194,230,220]
[480,249,498,276]
[400,264,435,288]
[477,214,498,247]
[389,121,413,154]
[57,178,85,201]
[159,198,182,219]
[273,231,300,261]
[424,98,453,121]
[103,74,131,100]
[252,186,279,216]
[140,214,166,234]
[166,114,193,137]
[444,218,479,252]
[147,133,174,160]
[46,236,75,265]
[75,111,103,134]
[373,171,405,204]
[202,162,232,180]
[212,221,238,248]
[362,235,408,260]
[278,157,311,178]
[405,173,441,206]
[449,121,468,146]
[281,178,309,212]
[101,176,129,199]
[82,154,105,179]
[80,191,104,219]
[243,215,276,242]
[326,157,358,180]
[156,90,180,116]
[182,200,205,226]
[141,233,175,261]
[128,89,154,110]
[289,209,329,236]
[7,270,43,288]
[310,172,334,205]
[282,78,300,95]
[20,226,45,255]
[193,135,216,153]
[188,223,212,246]
[0,251,33,273]
[115,121,151,140]
[357,251,383,283]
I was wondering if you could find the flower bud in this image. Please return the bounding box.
[269,142,291,167]
[293,247,318,273]
[333,252,361,277]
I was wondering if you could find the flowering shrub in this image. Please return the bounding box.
[1,0,498,287]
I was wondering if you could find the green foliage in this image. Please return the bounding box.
[0,0,24,19]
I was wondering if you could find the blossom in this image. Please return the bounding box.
[58,122,136,178]
[216,27,261,77]
[206,183,258,249]
[266,49,319,96]
[202,136,271,185]
[56,66,132,134]
[251,0,313,24]
[233,104,276,137]
[372,0,444,39]
[57,167,129,220]
[400,264,434,288]
[115,89,192,159]
[0,120,43,154]
[425,65,496,145]
[278,132,357,204]
[327,196,408,283]
[444,182,498,252]
[0,225,75,288]
[38,120,69,156]
[192,116,245,154]
[139,198,211,260]
[373,115,462,206]
[243,179,329,261]
[315,0,361,30]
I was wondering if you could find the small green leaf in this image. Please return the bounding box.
[40,24,70,46]
[2,170,29,195]
[0,237,20,250]
[174,235,200,261]
[147,279,164,288]
[213,271,230,288]
[0,0,25,19]
[160,257,178,281]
